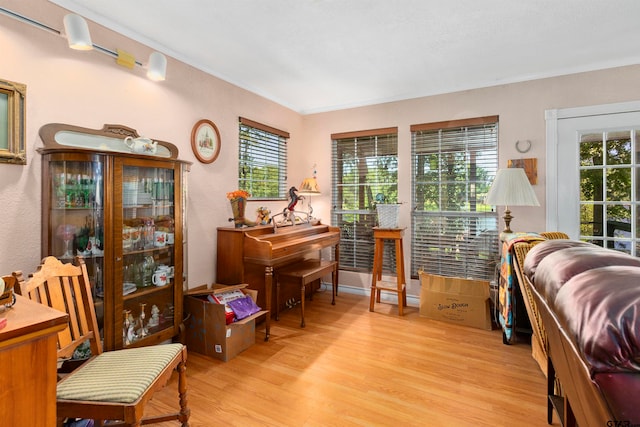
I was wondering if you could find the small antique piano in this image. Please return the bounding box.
[216,222,340,340]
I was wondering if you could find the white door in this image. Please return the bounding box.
[546,101,640,254]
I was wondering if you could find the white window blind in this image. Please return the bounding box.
[331,128,398,272]
[411,117,499,280]
[238,117,289,200]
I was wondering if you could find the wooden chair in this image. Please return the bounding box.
[13,256,189,427]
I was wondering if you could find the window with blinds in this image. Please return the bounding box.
[411,117,499,281]
[238,117,289,200]
[331,128,398,272]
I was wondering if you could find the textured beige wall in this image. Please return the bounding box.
[299,66,640,293]
[2,0,640,295]
[0,0,301,285]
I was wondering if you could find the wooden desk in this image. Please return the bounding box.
[0,294,68,426]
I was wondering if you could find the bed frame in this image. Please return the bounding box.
[509,231,568,375]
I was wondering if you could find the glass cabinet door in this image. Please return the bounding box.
[45,156,106,328]
[116,161,180,349]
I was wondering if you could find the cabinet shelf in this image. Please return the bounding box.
[123,323,175,348]
[123,283,174,301]
[123,245,174,257]
[59,253,105,261]
[53,206,104,211]
[123,203,174,209]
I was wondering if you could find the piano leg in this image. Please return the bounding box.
[300,282,306,328]
[264,266,272,341]
[334,244,340,296]
[331,266,336,305]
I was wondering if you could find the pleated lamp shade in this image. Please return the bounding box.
[485,168,539,233]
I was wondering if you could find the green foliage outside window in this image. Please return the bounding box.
[238,122,287,200]
[579,133,634,248]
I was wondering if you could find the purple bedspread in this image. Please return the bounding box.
[555,266,640,374]
[528,244,640,302]
[523,239,596,282]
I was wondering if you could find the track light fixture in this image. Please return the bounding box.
[147,52,167,81]
[63,13,93,51]
[1,7,168,81]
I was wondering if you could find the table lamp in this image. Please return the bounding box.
[485,168,539,233]
[298,167,321,218]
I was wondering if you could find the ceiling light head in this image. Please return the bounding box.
[63,14,93,51]
[147,52,167,81]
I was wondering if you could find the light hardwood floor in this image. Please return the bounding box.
[146,290,556,426]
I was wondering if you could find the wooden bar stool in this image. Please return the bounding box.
[369,227,407,315]
[276,259,337,327]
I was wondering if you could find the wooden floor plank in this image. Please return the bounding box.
[144,291,556,426]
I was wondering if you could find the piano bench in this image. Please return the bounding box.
[275,259,337,328]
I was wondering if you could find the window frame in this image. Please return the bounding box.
[331,127,398,273]
[238,117,289,200]
[410,116,499,281]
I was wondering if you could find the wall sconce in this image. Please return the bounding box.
[63,14,93,51]
[485,168,539,233]
[147,52,167,81]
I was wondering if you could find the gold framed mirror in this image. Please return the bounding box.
[0,78,26,165]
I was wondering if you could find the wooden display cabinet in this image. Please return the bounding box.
[39,123,190,350]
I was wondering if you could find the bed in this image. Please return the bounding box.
[522,239,640,426]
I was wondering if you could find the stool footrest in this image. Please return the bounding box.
[374,283,406,293]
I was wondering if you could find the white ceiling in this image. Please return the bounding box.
[49,0,640,114]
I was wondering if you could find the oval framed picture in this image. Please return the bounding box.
[191,119,221,164]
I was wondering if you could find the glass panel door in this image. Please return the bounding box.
[118,162,177,348]
[46,157,105,328]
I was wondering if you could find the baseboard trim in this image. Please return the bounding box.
[320,282,420,307]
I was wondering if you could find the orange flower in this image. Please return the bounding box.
[226,189,251,200]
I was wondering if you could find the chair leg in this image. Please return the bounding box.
[369,238,382,312]
[178,359,190,426]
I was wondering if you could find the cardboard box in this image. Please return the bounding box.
[184,284,267,362]
[419,272,492,330]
